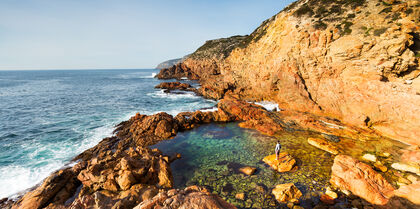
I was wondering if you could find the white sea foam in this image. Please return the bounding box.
[0,160,64,199]
[116,72,157,79]
[200,107,218,112]
[147,90,197,99]
[252,101,281,111]
[140,73,157,78]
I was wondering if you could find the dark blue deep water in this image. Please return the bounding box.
[0,69,216,198]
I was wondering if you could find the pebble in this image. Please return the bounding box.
[235,193,245,200]
[374,161,388,172]
[325,187,338,199]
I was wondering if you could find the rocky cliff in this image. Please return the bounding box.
[155,58,182,69]
[157,0,420,145]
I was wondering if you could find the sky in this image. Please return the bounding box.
[0,0,294,70]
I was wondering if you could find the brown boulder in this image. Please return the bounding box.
[11,168,79,209]
[308,137,339,155]
[272,183,302,203]
[239,166,257,175]
[134,185,237,209]
[154,81,192,90]
[263,153,297,172]
[330,155,395,205]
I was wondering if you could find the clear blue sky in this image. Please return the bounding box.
[0,0,294,70]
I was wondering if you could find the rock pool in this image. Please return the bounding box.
[151,122,409,208]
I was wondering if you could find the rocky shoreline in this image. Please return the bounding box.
[2,0,419,208]
[2,81,419,208]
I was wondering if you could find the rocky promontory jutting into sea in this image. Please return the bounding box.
[2,0,419,208]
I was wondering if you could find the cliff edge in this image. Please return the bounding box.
[157,0,420,145]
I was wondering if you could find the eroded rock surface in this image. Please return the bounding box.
[134,186,237,209]
[157,0,420,145]
[330,155,395,205]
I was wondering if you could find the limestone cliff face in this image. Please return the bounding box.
[158,0,420,145]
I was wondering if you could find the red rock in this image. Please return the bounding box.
[263,153,297,172]
[330,155,395,205]
[320,194,335,205]
[11,168,78,209]
[394,182,420,205]
[272,183,302,203]
[134,186,237,209]
[239,166,257,175]
[154,82,192,90]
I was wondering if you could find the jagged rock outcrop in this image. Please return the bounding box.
[133,186,237,209]
[157,0,420,145]
[5,110,237,209]
[154,82,196,93]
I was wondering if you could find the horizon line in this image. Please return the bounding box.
[0,68,159,71]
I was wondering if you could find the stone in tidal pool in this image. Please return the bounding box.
[391,162,420,175]
[272,183,303,203]
[307,137,339,155]
[235,192,245,200]
[239,166,257,175]
[362,153,377,162]
[263,153,297,172]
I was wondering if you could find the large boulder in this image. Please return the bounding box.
[134,186,237,209]
[330,155,395,205]
[394,182,420,205]
[263,153,297,172]
[272,183,302,203]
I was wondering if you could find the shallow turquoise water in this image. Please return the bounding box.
[0,69,216,198]
[152,123,335,208]
[152,121,409,208]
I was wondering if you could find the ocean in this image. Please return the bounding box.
[0,69,216,198]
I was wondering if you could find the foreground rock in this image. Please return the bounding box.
[394,182,420,205]
[330,155,394,205]
[272,183,302,203]
[263,153,297,172]
[307,137,339,155]
[134,186,237,209]
[6,111,232,209]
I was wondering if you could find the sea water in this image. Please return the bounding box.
[0,69,216,199]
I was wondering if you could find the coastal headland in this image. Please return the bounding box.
[2,0,419,208]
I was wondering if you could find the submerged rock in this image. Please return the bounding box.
[235,192,245,200]
[307,137,339,155]
[362,153,377,162]
[239,166,257,176]
[272,183,302,203]
[330,155,394,205]
[391,163,420,175]
[263,153,297,172]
